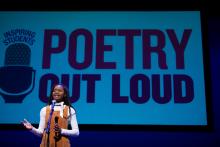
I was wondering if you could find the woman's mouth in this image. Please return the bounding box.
[53,95,60,98]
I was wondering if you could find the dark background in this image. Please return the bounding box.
[0,0,220,146]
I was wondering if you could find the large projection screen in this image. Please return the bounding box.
[0,11,208,126]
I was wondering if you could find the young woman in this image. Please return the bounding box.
[22,84,79,147]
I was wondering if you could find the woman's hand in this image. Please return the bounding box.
[54,123,61,140]
[21,119,33,130]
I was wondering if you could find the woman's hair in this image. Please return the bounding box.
[48,83,72,107]
[48,84,76,118]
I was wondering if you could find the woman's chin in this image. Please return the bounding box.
[54,99,62,102]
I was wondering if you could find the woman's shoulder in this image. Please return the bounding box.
[39,105,49,116]
[64,105,76,114]
[40,105,49,112]
[70,106,76,113]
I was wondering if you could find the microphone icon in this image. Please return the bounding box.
[0,43,36,103]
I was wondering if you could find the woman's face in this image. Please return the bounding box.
[52,85,65,102]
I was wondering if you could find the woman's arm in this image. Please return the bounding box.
[60,107,79,136]
[30,107,46,137]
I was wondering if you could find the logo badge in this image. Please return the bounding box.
[0,29,36,103]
